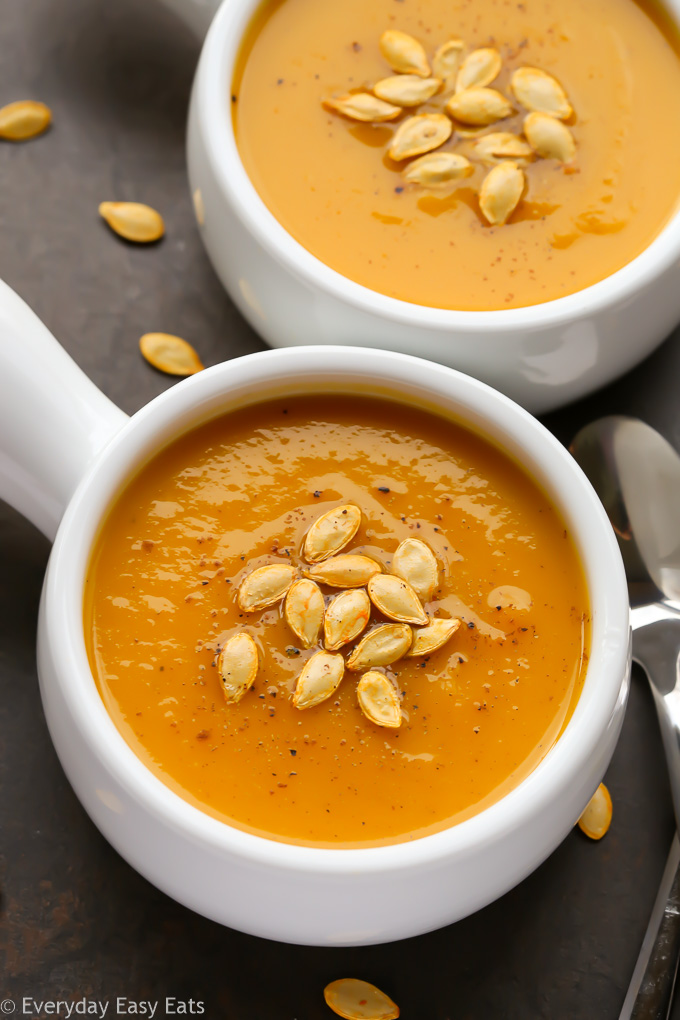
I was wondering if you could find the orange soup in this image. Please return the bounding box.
[85,396,589,848]
[233,0,680,310]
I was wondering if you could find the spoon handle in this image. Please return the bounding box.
[632,603,680,831]
[619,835,680,1020]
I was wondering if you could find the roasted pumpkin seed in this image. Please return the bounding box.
[238,563,297,612]
[303,554,381,588]
[0,100,51,141]
[456,48,502,92]
[99,201,165,243]
[357,672,402,729]
[479,161,525,226]
[324,589,371,651]
[524,112,576,162]
[391,538,438,601]
[403,151,472,186]
[432,39,465,91]
[323,93,401,123]
[367,574,427,625]
[217,632,258,704]
[446,87,513,126]
[346,624,412,671]
[139,333,204,376]
[510,67,572,120]
[374,75,441,107]
[303,504,362,562]
[407,617,461,657]
[578,783,612,840]
[324,978,400,1020]
[388,113,452,161]
[379,30,430,77]
[284,579,325,648]
[474,131,534,164]
[292,650,345,710]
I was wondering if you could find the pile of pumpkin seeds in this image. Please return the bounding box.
[322,30,577,226]
[217,503,461,729]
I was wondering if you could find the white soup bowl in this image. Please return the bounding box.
[156,0,680,412]
[0,279,630,944]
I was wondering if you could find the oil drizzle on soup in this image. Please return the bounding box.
[85,396,589,848]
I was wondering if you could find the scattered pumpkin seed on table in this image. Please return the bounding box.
[0,100,51,141]
[139,333,204,377]
[578,782,612,840]
[99,201,165,243]
[324,978,400,1020]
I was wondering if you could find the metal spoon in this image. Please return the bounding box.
[571,416,680,1020]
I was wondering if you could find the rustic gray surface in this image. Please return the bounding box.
[1,0,680,1017]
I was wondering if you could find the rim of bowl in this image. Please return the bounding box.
[46,346,630,874]
[192,0,680,332]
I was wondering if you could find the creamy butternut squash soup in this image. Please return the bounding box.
[85,396,589,848]
[233,0,680,310]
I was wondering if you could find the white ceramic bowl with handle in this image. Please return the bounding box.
[157,0,680,413]
[0,278,630,945]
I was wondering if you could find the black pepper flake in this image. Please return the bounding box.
[277,78,284,85]
[394,186,404,194]
[201,580,209,586]
[286,646,301,657]
[231,95,237,103]
[378,486,390,493]
[290,749,297,756]
[351,41,362,52]
[467,621,475,629]
[313,490,321,498]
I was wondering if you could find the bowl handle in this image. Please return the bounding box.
[0,280,128,541]
[158,0,222,38]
